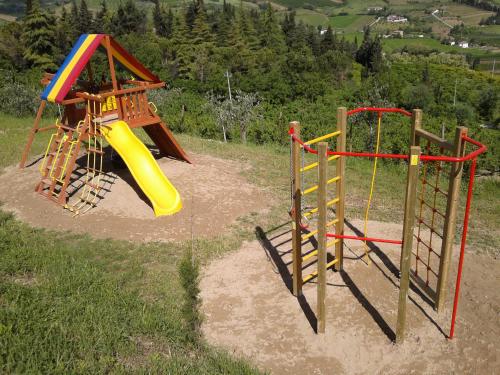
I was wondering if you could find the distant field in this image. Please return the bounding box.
[441,4,495,26]
[293,9,329,27]
[468,25,500,48]
[273,0,334,8]
[329,14,374,31]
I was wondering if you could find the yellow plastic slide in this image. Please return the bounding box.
[101,120,182,216]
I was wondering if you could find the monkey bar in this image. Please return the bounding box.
[288,106,486,342]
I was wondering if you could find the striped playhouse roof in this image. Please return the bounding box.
[41,34,160,103]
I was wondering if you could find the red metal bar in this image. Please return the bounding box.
[449,158,477,339]
[347,107,412,117]
[325,232,403,245]
[289,125,487,163]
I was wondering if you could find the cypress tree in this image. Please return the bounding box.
[112,0,146,36]
[77,0,93,35]
[260,3,285,52]
[54,6,72,58]
[22,0,57,69]
[153,0,167,37]
[170,14,194,79]
[165,8,174,38]
[25,0,33,15]
[94,0,111,34]
[191,2,212,45]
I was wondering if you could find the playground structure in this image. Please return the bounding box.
[288,107,486,342]
[19,34,190,216]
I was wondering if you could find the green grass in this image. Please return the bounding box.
[329,14,374,31]
[0,112,54,173]
[0,211,260,373]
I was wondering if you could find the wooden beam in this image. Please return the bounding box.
[19,100,46,168]
[415,128,454,151]
[317,142,328,334]
[335,107,347,271]
[435,126,468,313]
[290,121,303,296]
[103,35,122,120]
[396,145,421,343]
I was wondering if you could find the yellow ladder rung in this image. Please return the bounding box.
[304,131,341,146]
[300,155,340,173]
[302,258,339,283]
[327,238,340,248]
[302,176,341,196]
[303,198,339,218]
[301,219,339,241]
[302,250,318,262]
[301,237,340,262]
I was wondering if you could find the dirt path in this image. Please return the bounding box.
[201,219,500,374]
[0,151,270,242]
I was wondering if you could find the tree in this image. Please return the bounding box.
[0,21,26,69]
[231,90,261,143]
[112,0,147,36]
[25,0,33,15]
[205,92,234,142]
[94,0,111,34]
[153,0,169,37]
[77,0,93,35]
[191,2,212,45]
[69,0,79,38]
[54,6,73,60]
[477,86,498,122]
[260,3,285,53]
[355,27,383,75]
[320,26,337,53]
[21,0,57,69]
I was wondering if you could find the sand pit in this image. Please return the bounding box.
[201,219,500,374]
[0,150,270,241]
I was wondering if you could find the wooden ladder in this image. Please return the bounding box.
[36,122,87,206]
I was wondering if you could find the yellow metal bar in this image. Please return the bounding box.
[304,131,341,146]
[327,238,340,248]
[302,239,339,262]
[303,198,339,218]
[302,176,340,196]
[56,141,77,183]
[302,258,339,283]
[49,134,68,180]
[301,219,339,241]
[302,250,318,262]
[300,155,340,172]
[39,133,57,174]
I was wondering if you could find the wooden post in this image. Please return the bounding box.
[317,142,328,333]
[410,109,422,147]
[103,36,122,119]
[19,100,47,168]
[435,126,467,313]
[290,121,303,297]
[401,109,422,273]
[396,145,421,343]
[335,107,347,271]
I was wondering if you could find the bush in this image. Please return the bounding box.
[0,81,39,116]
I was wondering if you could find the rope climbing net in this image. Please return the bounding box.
[288,106,487,342]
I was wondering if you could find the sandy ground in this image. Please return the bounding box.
[0,150,269,242]
[201,219,500,375]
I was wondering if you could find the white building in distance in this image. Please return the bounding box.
[387,15,408,23]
